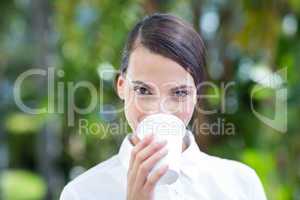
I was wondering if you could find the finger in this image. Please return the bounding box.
[134,139,167,169]
[130,139,167,185]
[127,134,155,188]
[144,164,169,193]
[134,147,168,189]
[128,133,154,172]
[131,134,141,145]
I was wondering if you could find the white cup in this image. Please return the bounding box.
[136,113,186,185]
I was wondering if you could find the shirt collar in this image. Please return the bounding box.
[117,129,207,178]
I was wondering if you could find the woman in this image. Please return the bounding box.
[60,13,267,200]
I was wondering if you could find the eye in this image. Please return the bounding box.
[133,86,152,95]
[174,90,189,97]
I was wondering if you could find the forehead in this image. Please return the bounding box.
[127,46,195,87]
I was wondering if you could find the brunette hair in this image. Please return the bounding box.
[116,13,207,99]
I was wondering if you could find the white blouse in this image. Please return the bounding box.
[60,129,267,200]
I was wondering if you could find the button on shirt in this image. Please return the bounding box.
[60,129,267,200]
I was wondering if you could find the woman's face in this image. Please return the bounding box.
[117,46,197,133]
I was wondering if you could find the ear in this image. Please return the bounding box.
[116,73,126,100]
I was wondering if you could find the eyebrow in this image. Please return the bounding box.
[170,85,194,91]
[131,80,152,90]
[131,80,193,91]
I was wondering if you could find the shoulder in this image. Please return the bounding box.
[200,153,267,199]
[70,154,120,185]
[60,155,126,200]
[199,151,254,173]
[204,153,259,182]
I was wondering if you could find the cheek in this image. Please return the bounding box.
[175,100,196,125]
[123,89,144,132]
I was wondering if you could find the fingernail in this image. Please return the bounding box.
[161,147,168,154]
[162,164,169,170]
[159,140,167,145]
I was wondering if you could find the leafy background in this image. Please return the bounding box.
[0,0,299,199]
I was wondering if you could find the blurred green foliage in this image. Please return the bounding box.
[1,170,46,200]
[0,0,299,200]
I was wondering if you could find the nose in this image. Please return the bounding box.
[148,97,176,116]
[137,95,180,124]
[149,97,170,113]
